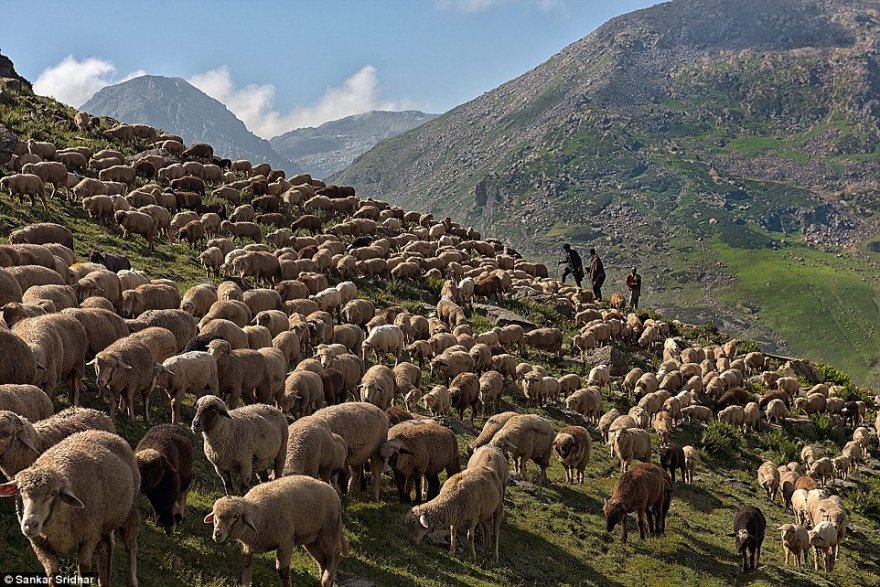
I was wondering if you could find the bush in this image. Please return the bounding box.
[759,428,798,463]
[813,363,850,386]
[701,422,742,461]
[845,487,880,525]
[811,413,839,443]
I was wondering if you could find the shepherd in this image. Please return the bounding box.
[626,267,642,309]
[558,243,584,288]
[589,248,606,301]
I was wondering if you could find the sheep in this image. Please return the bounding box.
[765,398,788,426]
[310,402,389,501]
[9,223,74,252]
[808,521,837,572]
[205,475,347,587]
[0,174,47,209]
[565,387,603,424]
[743,401,761,432]
[553,425,591,484]
[679,405,713,427]
[207,339,273,408]
[0,406,116,479]
[604,462,672,543]
[757,461,780,502]
[362,324,405,365]
[0,430,140,586]
[115,210,158,251]
[191,395,287,496]
[729,505,766,573]
[489,414,554,486]
[681,445,698,485]
[478,370,504,417]
[0,329,38,385]
[779,523,810,568]
[128,326,177,365]
[422,385,451,417]
[126,308,197,352]
[0,385,53,422]
[404,465,504,562]
[813,495,847,559]
[283,369,325,418]
[381,421,461,503]
[449,372,481,422]
[282,416,347,487]
[153,351,219,424]
[12,314,88,405]
[522,327,564,358]
[659,444,687,485]
[431,350,475,384]
[135,424,193,534]
[808,458,834,488]
[356,364,396,411]
[653,411,674,447]
[613,427,652,473]
[718,405,745,430]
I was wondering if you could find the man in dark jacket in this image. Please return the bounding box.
[626,266,642,309]
[589,248,605,301]
[558,243,584,288]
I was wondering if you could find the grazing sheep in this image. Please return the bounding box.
[283,369,325,418]
[522,327,564,358]
[115,210,158,251]
[612,427,652,473]
[449,372,481,422]
[0,385,53,422]
[207,339,273,408]
[191,395,288,496]
[404,465,504,562]
[205,475,347,587]
[362,324,405,365]
[808,458,834,488]
[566,387,603,424]
[381,421,461,503]
[729,505,766,573]
[490,414,554,486]
[422,385,451,417]
[310,402,389,501]
[0,430,140,587]
[0,174,48,209]
[154,351,219,424]
[659,444,686,485]
[478,370,504,417]
[135,424,194,534]
[765,398,788,426]
[13,314,88,405]
[90,337,161,421]
[553,426,592,483]
[282,416,347,485]
[9,223,74,252]
[653,411,674,447]
[604,463,672,543]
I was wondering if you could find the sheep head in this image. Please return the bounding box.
[1,467,84,538]
[205,497,257,543]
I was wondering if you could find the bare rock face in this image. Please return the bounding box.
[584,345,627,376]
[0,124,19,168]
[0,52,30,90]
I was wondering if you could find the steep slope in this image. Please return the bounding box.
[3,50,880,587]
[82,75,298,173]
[270,110,436,177]
[337,0,880,384]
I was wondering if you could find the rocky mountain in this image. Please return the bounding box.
[337,0,880,384]
[269,110,436,177]
[82,75,298,173]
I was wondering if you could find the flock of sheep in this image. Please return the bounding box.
[0,119,875,586]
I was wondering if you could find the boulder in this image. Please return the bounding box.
[473,303,538,331]
[583,345,626,376]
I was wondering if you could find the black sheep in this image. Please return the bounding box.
[728,505,765,572]
[88,250,131,272]
[840,401,860,428]
[659,444,686,485]
[135,424,194,534]
[183,333,224,353]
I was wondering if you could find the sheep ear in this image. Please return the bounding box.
[219,409,233,419]
[419,514,430,529]
[241,512,258,532]
[0,481,19,497]
[203,513,214,524]
[87,358,97,366]
[16,432,39,453]
[59,488,85,509]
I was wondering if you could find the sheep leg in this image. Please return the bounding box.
[449,525,457,557]
[369,455,383,502]
[636,509,647,541]
[171,393,181,425]
[77,537,100,583]
[217,467,235,496]
[394,471,410,503]
[142,389,151,423]
[814,547,821,571]
[240,552,254,587]
[274,543,293,587]
[466,521,478,561]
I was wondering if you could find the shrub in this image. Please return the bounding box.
[813,362,850,386]
[701,422,742,461]
[845,486,880,525]
[811,413,839,443]
[759,428,798,463]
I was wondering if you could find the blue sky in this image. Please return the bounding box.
[2,0,661,137]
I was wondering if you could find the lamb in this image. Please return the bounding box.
[0,407,115,478]
[0,174,48,209]
[135,424,193,534]
[0,430,139,586]
[404,465,504,562]
[682,445,698,485]
[490,414,554,486]
[729,505,766,573]
[422,385,451,417]
[362,324,405,364]
[478,370,504,417]
[604,463,672,543]
[808,458,834,488]
[205,475,347,587]
[522,327,564,358]
[553,425,592,484]
[779,523,810,568]
[381,421,461,503]
[565,387,603,424]
[808,521,837,573]
[115,210,158,251]
[756,461,781,502]
[191,395,287,495]
[310,402,389,501]
[612,427,652,473]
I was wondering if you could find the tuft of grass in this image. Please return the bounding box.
[701,422,742,462]
[758,428,799,463]
[810,413,839,443]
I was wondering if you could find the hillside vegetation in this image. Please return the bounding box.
[336,0,880,386]
[1,53,880,587]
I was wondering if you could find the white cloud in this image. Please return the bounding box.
[188,65,411,138]
[435,0,563,13]
[33,56,145,107]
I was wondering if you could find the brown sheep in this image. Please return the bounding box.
[604,463,673,543]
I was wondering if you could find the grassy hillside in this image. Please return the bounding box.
[2,65,880,587]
